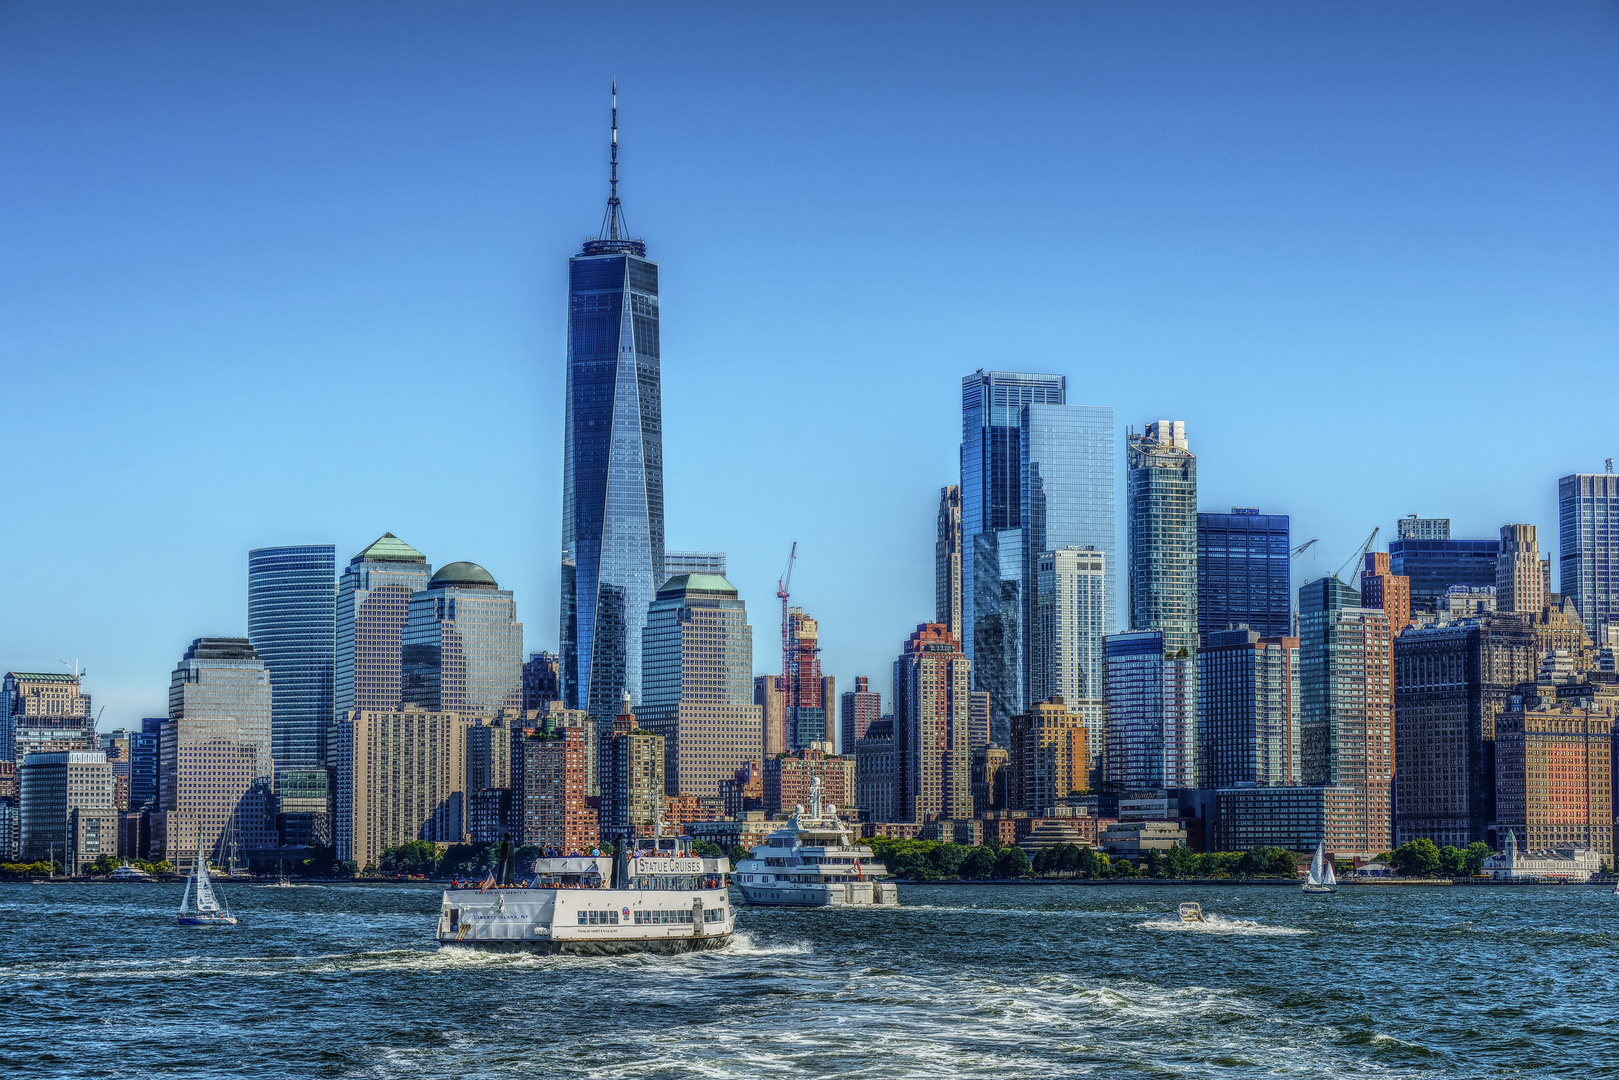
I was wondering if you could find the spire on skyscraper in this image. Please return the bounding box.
[582,80,647,257]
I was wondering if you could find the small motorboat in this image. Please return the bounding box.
[1178,902,1204,923]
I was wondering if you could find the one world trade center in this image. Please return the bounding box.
[561,85,665,718]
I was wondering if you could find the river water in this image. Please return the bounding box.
[2,880,1615,1078]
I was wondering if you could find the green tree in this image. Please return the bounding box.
[928,843,968,877]
[1111,856,1138,877]
[983,830,1003,854]
[727,845,748,865]
[1141,848,1164,878]
[1389,838,1442,877]
[1077,846,1107,878]
[379,840,441,876]
[690,839,724,857]
[1437,845,1465,877]
[438,842,497,880]
[962,847,997,879]
[1031,847,1054,876]
[1463,841,1492,876]
[1161,845,1197,879]
[334,859,359,878]
[994,846,1032,879]
[87,854,119,876]
[1199,852,1244,878]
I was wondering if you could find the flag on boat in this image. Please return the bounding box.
[478,871,496,892]
[854,859,862,881]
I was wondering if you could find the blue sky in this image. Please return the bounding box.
[3,3,1616,730]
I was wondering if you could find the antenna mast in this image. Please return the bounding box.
[600,80,628,242]
[776,542,798,748]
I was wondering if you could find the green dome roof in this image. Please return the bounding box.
[430,561,498,589]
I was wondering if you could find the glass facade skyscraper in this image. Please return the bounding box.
[1388,537,1500,609]
[1197,509,1290,645]
[561,103,664,719]
[959,370,1067,741]
[1127,421,1198,656]
[1559,470,1619,641]
[401,561,524,717]
[247,545,335,772]
[1103,630,1196,790]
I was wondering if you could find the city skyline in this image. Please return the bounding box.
[4,6,1618,728]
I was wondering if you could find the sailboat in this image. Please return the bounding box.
[1303,841,1337,895]
[177,856,240,925]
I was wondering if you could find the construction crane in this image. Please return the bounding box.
[1290,539,1319,561]
[1334,526,1380,583]
[776,542,798,728]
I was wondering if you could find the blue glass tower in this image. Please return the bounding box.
[960,370,1066,740]
[1196,509,1290,645]
[561,86,665,718]
[1021,402,1117,722]
[247,545,336,772]
[1388,537,1500,609]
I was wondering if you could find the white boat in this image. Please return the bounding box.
[110,862,153,882]
[437,834,733,955]
[1303,841,1338,894]
[177,858,240,926]
[733,778,899,907]
[1178,901,1204,923]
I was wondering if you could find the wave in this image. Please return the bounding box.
[1135,912,1310,936]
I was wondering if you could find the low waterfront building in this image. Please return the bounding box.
[1216,784,1364,856]
[1481,829,1602,882]
[1098,820,1186,855]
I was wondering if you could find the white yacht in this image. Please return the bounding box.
[436,834,733,955]
[733,779,899,907]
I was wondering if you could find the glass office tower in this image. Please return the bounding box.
[1388,537,1500,609]
[334,533,431,740]
[1127,421,1199,656]
[1559,470,1619,641]
[960,370,1066,741]
[1197,509,1290,645]
[247,545,335,772]
[561,97,664,719]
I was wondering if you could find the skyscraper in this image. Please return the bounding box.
[2,671,93,766]
[936,485,962,640]
[1197,628,1300,788]
[1021,403,1117,727]
[1197,509,1290,644]
[161,638,275,862]
[665,551,726,577]
[334,534,431,739]
[334,707,470,871]
[840,675,881,750]
[1008,698,1089,812]
[637,574,763,798]
[753,674,786,758]
[401,561,524,716]
[1559,469,1619,641]
[1389,535,1501,610]
[1103,630,1196,791]
[1031,546,1107,772]
[1359,552,1412,636]
[960,370,1066,738]
[1496,524,1546,614]
[561,87,665,719]
[522,651,561,710]
[786,607,827,748]
[1127,421,1198,655]
[892,623,972,822]
[601,693,664,842]
[18,750,116,874]
[247,544,336,772]
[1297,579,1394,857]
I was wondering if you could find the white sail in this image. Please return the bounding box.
[1321,854,1337,886]
[178,862,195,915]
[194,859,222,913]
[1306,843,1324,887]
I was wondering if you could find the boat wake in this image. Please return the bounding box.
[1136,913,1309,936]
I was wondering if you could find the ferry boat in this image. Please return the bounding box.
[436,835,733,955]
[733,779,899,907]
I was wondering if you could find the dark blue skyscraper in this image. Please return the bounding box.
[960,370,1066,740]
[1388,537,1500,609]
[1197,509,1291,645]
[561,86,665,718]
[247,545,336,772]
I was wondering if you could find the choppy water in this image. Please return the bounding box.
[2,880,1616,1078]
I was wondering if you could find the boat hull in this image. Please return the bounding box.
[178,916,239,925]
[442,932,733,956]
[737,881,899,907]
[1301,885,1337,895]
